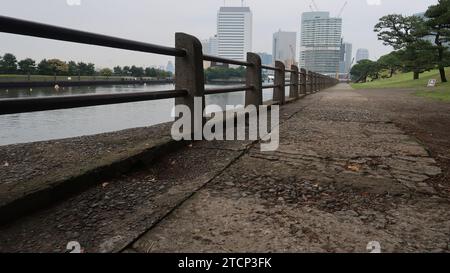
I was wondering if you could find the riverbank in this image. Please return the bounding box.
[0,78,174,88]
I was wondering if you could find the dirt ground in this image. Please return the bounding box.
[1,84,449,253]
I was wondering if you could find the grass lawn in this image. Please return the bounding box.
[351,69,450,102]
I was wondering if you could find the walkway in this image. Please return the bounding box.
[1,84,449,253]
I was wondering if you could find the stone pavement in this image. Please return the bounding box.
[1,84,449,253]
[129,84,449,253]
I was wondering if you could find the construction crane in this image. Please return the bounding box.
[337,1,348,18]
[309,0,319,11]
[311,0,319,11]
[289,44,297,67]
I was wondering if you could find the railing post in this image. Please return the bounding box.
[274,61,285,104]
[289,65,299,99]
[175,32,205,140]
[245,53,262,107]
[314,73,318,92]
[319,75,322,91]
[300,68,307,96]
[308,71,313,94]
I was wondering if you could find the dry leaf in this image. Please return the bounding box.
[347,164,361,172]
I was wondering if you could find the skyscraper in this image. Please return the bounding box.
[201,35,219,56]
[166,61,174,74]
[217,6,252,61]
[355,48,369,62]
[340,41,353,74]
[299,12,342,76]
[272,30,297,67]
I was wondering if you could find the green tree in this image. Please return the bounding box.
[18,58,36,75]
[76,62,95,76]
[145,67,157,77]
[86,63,95,76]
[425,0,450,82]
[100,68,113,77]
[377,51,403,78]
[350,60,381,83]
[374,14,427,49]
[122,66,131,76]
[204,66,246,81]
[0,53,18,74]
[374,14,433,80]
[37,59,52,75]
[68,61,79,76]
[113,66,123,76]
[397,40,436,79]
[130,65,144,77]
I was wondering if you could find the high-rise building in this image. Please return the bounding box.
[201,35,219,56]
[299,12,343,76]
[217,6,252,61]
[257,52,273,66]
[339,41,353,74]
[355,48,369,62]
[272,30,297,67]
[166,61,174,74]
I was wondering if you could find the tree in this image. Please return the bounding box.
[100,68,113,77]
[113,66,123,76]
[18,58,36,75]
[425,0,450,82]
[374,15,428,49]
[0,53,18,74]
[397,40,436,80]
[46,59,69,75]
[129,65,144,77]
[37,59,51,75]
[350,60,381,83]
[145,67,157,77]
[76,62,95,76]
[377,52,403,78]
[204,66,246,81]
[374,14,434,80]
[68,61,79,76]
[122,66,131,76]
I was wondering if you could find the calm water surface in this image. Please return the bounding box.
[0,84,281,145]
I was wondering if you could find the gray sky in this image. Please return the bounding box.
[0,0,437,68]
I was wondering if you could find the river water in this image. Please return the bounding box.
[0,84,281,146]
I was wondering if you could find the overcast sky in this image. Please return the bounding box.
[0,0,437,68]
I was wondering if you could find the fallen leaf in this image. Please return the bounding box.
[347,164,361,172]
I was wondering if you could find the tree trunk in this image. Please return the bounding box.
[435,34,447,83]
[413,71,419,80]
[390,69,394,78]
[439,67,447,83]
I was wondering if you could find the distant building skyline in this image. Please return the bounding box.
[201,35,219,56]
[217,6,252,61]
[356,48,370,62]
[340,41,353,75]
[299,11,343,76]
[166,61,174,73]
[272,30,297,67]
